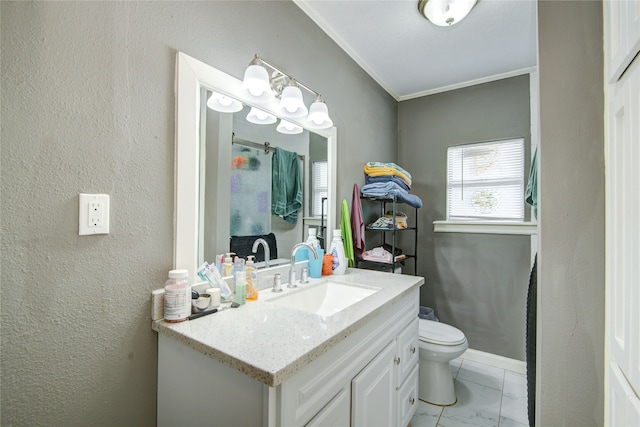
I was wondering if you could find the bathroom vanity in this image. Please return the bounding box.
[154,268,423,427]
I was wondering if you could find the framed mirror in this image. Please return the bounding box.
[174,52,337,281]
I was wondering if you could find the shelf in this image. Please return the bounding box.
[359,195,419,276]
[367,227,417,232]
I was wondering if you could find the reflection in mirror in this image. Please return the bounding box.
[201,101,329,264]
[174,52,336,281]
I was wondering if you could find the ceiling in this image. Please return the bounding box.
[293,0,538,101]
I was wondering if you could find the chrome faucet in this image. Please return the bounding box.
[252,238,270,267]
[289,243,318,288]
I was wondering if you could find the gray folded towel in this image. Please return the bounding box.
[418,306,439,321]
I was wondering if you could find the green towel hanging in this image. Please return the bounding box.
[341,199,355,267]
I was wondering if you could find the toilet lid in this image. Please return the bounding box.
[418,320,466,346]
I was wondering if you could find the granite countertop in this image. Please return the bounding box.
[153,267,424,387]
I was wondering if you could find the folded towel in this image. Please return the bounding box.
[364,162,412,179]
[365,175,411,191]
[363,162,412,186]
[362,246,393,263]
[361,182,423,208]
[271,147,302,224]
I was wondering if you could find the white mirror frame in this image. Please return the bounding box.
[174,52,337,281]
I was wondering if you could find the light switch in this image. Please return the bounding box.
[79,193,110,236]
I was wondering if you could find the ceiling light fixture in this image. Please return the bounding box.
[418,0,478,26]
[241,54,334,131]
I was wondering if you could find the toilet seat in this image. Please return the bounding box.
[419,320,466,346]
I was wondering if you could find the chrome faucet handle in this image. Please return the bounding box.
[288,270,298,288]
[272,274,283,293]
[300,267,309,284]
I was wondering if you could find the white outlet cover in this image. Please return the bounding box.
[79,193,110,235]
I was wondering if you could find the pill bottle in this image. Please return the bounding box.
[164,269,191,322]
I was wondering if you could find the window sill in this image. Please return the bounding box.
[433,220,537,235]
[303,217,323,227]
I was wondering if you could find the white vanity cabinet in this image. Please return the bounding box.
[351,317,419,427]
[157,287,420,427]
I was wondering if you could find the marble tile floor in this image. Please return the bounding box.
[410,357,529,427]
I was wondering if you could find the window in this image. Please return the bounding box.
[312,161,328,217]
[447,138,525,221]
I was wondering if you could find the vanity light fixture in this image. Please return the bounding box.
[241,54,333,130]
[418,0,478,26]
[246,107,277,125]
[207,91,243,113]
[276,119,303,135]
[241,57,275,103]
[307,96,333,129]
[278,79,308,118]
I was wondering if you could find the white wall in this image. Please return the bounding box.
[0,2,396,425]
[537,1,605,425]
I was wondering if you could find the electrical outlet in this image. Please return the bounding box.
[151,289,165,321]
[79,193,110,235]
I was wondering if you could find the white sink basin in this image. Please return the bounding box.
[270,280,380,317]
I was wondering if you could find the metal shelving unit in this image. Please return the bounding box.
[357,196,418,275]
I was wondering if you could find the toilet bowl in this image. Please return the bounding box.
[418,319,468,406]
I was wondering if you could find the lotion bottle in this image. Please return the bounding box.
[328,229,347,275]
[245,256,258,300]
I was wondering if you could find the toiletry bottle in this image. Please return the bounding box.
[328,229,347,275]
[234,268,246,306]
[322,253,334,276]
[245,256,258,300]
[233,256,244,289]
[306,228,322,249]
[215,254,224,274]
[223,253,234,277]
[164,269,191,322]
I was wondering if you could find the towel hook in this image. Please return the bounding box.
[264,141,271,154]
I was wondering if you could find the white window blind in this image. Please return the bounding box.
[312,161,328,217]
[447,138,525,221]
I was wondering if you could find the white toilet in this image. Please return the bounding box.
[418,319,468,406]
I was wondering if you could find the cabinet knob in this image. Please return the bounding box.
[409,397,415,405]
[395,357,401,365]
[410,346,416,354]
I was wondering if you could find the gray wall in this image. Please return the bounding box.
[398,75,532,360]
[537,1,605,425]
[0,2,396,425]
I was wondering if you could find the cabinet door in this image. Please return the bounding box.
[351,340,397,427]
[396,318,419,386]
[305,386,351,427]
[397,364,419,427]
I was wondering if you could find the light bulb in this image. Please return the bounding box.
[249,87,264,97]
[241,63,274,103]
[278,85,308,118]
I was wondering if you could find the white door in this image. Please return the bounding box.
[305,387,351,427]
[351,340,397,427]
[604,1,640,424]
